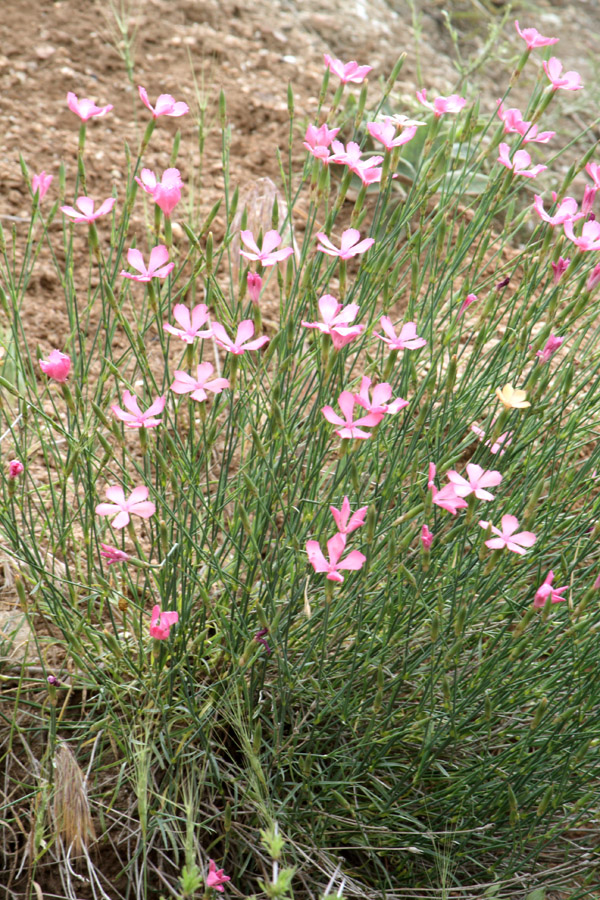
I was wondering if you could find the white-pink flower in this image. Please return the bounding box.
[301,294,364,350]
[416,90,466,117]
[239,230,294,266]
[354,376,408,416]
[563,219,600,251]
[138,85,189,118]
[585,162,600,189]
[497,143,547,179]
[479,514,536,555]
[533,193,581,226]
[367,118,418,151]
[95,485,156,530]
[163,304,212,343]
[322,391,383,439]
[60,196,116,223]
[471,423,513,456]
[135,168,183,217]
[170,362,230,402]
[374,317,426,351]
[306,532,366,582]
[446,464,502,501]
[316,228,374,260]
[543,57,583,91]
[121,245,174,282]
[211,320,269,355]
[67,92,113,121]
[31,171,53,200]
[111,391,166,429]
[428,463,468,516]
[323,54,372,84]
[329,141,383,183]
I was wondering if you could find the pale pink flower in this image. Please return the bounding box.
[459,293,478,316]
[39,349,71,383]
[121,245,174,282]
[446,464,502,501]
[479,514,536,555]
[323,54,372,84]
[111,391,166,429]
[303,123,340,162]
[316,228,374,259]
[66,92,113,121]
[206,860,231,893]
[211,320,269,354]
[536,334,564,363]
[306,532,366,583]
[31,171,53,200]
[533,193,581,226]
[582,186,597,217]
[150,605,179,640]
[138,85,189,118]
[496,102,554,144]
[586,263,600,291]
[95,485,156,530]
[163,304,212,343]
[471,423,513,456]
[301,294,364,350]
[8,460,24,479]
[374,317,426,351]
[247,273,263,304]
[551,257,570,284]
[497,143,547,179]
[534,570,568,608]
[330,140,384,183]
[100,544,129,565]
[416,90,466,117]
[367,118,417,151]
[330,496,367,535]
[428,463,468,515]
[60,196,116,223]
[563,219,600,251]
[135,168,183,217]
[170,362,230,402]
[421,525,434,550]
[322,391,383,439]
[354,376,408,416]
[543,57,583,91]
[240,230,294,266]
[585,162,600,189]
[514,21,558,49]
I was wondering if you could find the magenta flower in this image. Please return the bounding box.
[416,90,466,117]
[585,162,600,189]
[67,92,113,121]
[31,171,53,200]
[316,228,374,260]
[121,245,174,282]
[428,463,468,516]
[330,496,367,535]
[303,123,340,162]
[323,54,372,84]
[471,423,513,456]
[551,257,570,284]
[496,102,554,144]
[150,605,179,640]
[306,532,366,583]
[206,860,231,893]
[534,571,568,608]
[301,294,364,350]
[163,304,212,343]
[60,196,116,223]
[374,317,426,351]
[100,544,130,565]
[533,193,581,226]
[247,273,263,304]
[497,144,547,179]
[135,168,183,217]
[459,293,478,317]
[543,58,583,92]
[40,349,71,383]
[536,334,564,363]
[479,515,536,555]
[138,85,189,118]
[8,460,24,479]
[322,391,383,439]
[446,464,503,501]
[514,20,558,49]
[367,118,418,151]
[239,229,294,267]
[354,376,408,416]
[563,219,600,251]
[421,525,434,550]
[96,485,156,530]
[586,263,600,291]
[211,320,269,355]
[170,362,230,402]
[111,391,166,429]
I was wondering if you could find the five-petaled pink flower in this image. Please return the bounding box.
[536,334,564,363]
[150,605,179,640]
[543,58,583,92]
[354,376,408,416]
[496,102,554,144]
[303,123,340,162]
[322,391,383,439]
[163,304,212,343]
[416,90,466,117]
[111,391,166,429]
[301,294,364,350]
[206,860,231,893]
[170,362,230,402]
[121,245,174,282]
[428,463,468,516]
[534,570,568,608]
[67,92,113,121]
[563,219,600,251]
[471,423,513,456]
[240,229,294,266]
[135,168,183,217]
[497,143,547,179]
[585,162,600,189]
[60,196,116,223]
[306,532,366,582]
[31,171,53,200]
[374,317,426,351]
[533,193,581,226]
[479,514,536,555]
[247,273,263,304]
[514,21,558,49]
[316,228,374,260]
[551,257,570,284]
[8,460,24,479]
[211,320,269,354]
[40,349,71,383]
[100,544,129,565]
[323,54,372,84]
[446,464,503,501]
[138,85,189,118]
[329,140,383,184]
[96,485,156,530]
[330,496,367,535]
[421,525,434,550]
[367,118,418,151]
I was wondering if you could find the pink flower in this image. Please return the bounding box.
[100,544,129,565]
[496,102,554,144]
[582,185,597,217]
[421,525,434,550]
[416,90,466,117]
[206,860,231,893]
[479,514,536,554]
[306,532,366,582]
[367,118,417,151]
[39,349,71,383]
[428,463,468,515]
[374,317,426,351]
[60,196,116,223]
[66,92,113,121]
[95,485,156,530]
[247,273,263,304]
[330,496,367,535]
[497,143,547,179]
[138,85,189,118]
[533,193,581,226]
[170,362,230,402]
[316,228,374,260]
[534,570,568,608]
[323,54,372,84]
[111,391,166,428]
[163,304,212,343]
[563,219,600,251]
[354,376,408,415]
[121,245,174,282]
[31,171,53,200]
[446,464,503,501]
[551,257,570,284]
[301,294,364,350]
[303,123,340,162]
[459,293,478,316]
[514,21,558,49]
[211,320,269,354]
[8,460,24,479]
[150,605,179,640]
[329,141,383,183]
[543,57,583,92]
[585,162,600,189]
[239,230,294,266]
[586,263,600,291]
[471,423,513,456]
[135,168,183,217]
[322,391,383,439]
[536,334,564,363]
